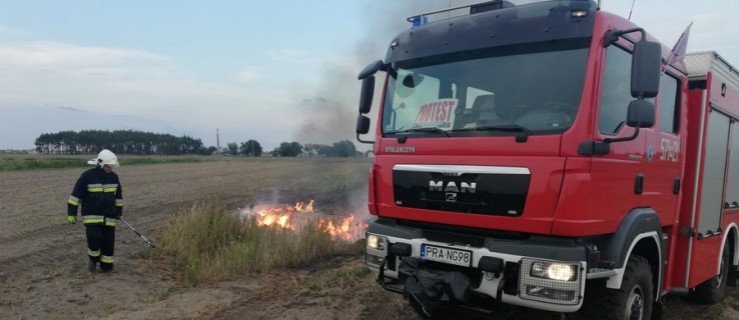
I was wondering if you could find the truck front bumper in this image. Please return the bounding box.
[365,218,588,314]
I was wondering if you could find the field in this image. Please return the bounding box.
[0,153,210,172]
[0,157,738,319]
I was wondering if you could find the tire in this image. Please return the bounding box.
[578,255,653,320]
[689,242,730,304]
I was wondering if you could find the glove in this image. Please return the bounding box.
[115,211,122,220]
[67,215,77,224]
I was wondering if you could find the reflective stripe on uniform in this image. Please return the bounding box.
[105,220,117,227]
[68,195,80,206]
[82,215,105,224]
[100,255,114,264]
[88,249,101,257]
[103,184,118,192]
[115,199,124,207]
[88,183,103,192]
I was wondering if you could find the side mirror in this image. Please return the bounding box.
[626,99,655,128]
[355,115,374,144]
[356,60,383,145]
[359,76,375,114]
[631,39,661,98]
[358,60,384,80]
[599,99,655,146]
[356,115,371,134]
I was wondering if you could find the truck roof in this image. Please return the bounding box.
[684,51,739,88]
[386,0,597,64]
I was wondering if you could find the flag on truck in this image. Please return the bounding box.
[667,22,693,65]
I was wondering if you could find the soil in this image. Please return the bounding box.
[1,158,738,320]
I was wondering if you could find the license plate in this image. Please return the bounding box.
[420,244,472,267]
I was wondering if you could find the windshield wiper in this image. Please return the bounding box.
[453,124,532,142]
[392,127,450,137]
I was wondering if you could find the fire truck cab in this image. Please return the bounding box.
[355,1,739,319]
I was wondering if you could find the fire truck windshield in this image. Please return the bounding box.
[382,39,589,137]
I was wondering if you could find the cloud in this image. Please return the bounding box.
[269,48,316,64]
[600,1,739,65]
[234,66,261,83]
[0,41,292,113]
[0,40,301,150]
[0,41,175,74]
[0,25,30,38]
[0,41,191,106]
[56,105,87,112]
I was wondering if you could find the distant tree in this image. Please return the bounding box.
[274,141,303,157]
[298,141,358,157]
[32,129,211,155]
[332,140,357,157]
[314,144,334,157]
[227,142,239,155]
[303,143,319,157]
[240,140,263,157]
[203,146,218,155]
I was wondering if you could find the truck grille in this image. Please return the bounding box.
[393,164,531,217]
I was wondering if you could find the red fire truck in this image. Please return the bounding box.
[355,1,739,319]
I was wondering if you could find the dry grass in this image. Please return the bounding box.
[154,197,361,286]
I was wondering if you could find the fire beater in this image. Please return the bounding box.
[354,1,739,319]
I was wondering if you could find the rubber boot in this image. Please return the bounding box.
[87,260,97,272]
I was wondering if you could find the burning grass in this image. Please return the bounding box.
[155,198,364,286]
[245,200,368,242]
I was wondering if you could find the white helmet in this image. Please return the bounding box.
[87,149,120,168]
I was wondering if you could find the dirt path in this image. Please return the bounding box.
[1,158,738,320]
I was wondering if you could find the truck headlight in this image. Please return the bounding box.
[531,261,578,281]
[365,233,388,268]
[367,233,387,250]
[519,258,583,305]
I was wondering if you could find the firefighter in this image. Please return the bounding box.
[67,149,123,272]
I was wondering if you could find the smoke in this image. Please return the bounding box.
[292,1,472,147]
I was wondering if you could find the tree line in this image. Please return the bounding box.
[35,130,214,155]
[224,140,360,158]
[35,130,362,157]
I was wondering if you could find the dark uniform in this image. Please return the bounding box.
[68,166,123,271]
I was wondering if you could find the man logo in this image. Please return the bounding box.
[429,180,476,193]
[445,193,458,202]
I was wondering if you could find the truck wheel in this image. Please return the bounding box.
[689,242,730,304]
[578,255,653,320]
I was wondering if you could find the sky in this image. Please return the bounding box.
[0,0,737,151]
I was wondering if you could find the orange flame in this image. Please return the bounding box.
[318,215,368,242]
[253,200,314,229]
[244,200,367,241]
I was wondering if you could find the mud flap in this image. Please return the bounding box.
[398,257,472,316]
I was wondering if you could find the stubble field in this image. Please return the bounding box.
[0,157,737,319]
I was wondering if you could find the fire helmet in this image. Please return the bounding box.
[87,149,120,168]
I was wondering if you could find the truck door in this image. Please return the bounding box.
[590,43,650,227]
[592,41,683,227]
[643,73,683,226]
[696,109,730,237]
[688,106,731,287]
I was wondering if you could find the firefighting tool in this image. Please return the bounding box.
[120,218,155,248]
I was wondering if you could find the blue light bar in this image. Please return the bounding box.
[410,15,429,28]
